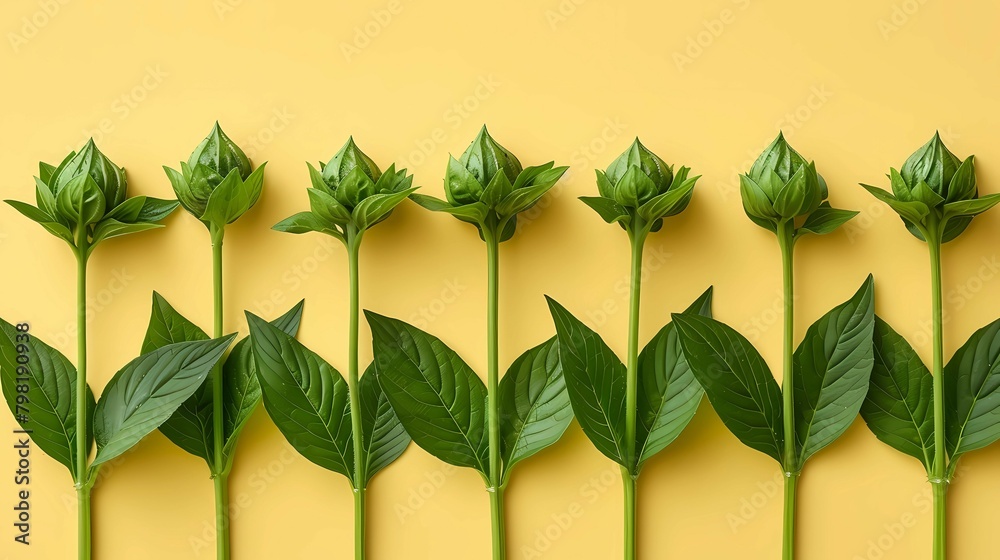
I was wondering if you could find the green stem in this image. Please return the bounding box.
[75,230,92,560]
[622,468,637,560]
[623,230,644,560]
[783,473,799,560]
[210,226,230,560]
[346,228,367,560]
[777,220,797,560]
[485,227,504,560]
[927,223,947,560]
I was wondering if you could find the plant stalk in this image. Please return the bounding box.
[210,227,231,560]
[623,230,645,560]
[346,228,367,560]
[75,229,92,560]
[927,223,947,560]
[485,227,504,560]
[777,220,797,560]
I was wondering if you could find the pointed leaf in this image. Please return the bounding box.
[546,297,628,466]
[366,312,489,475]
[498,337,573,484]
[579,197,629,225]
[359,363,410,484]
[945,318,1000,458]
[792,276,875,467]
[860,317,934,473]
[353,187,418,230]
[673,314,784,464]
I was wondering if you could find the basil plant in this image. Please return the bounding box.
[367,126,571,560]
[249,137,416,560]
[546,138,708,560]
[1,140,234,560]
[859,133,1000,560]
[155,123,304,560]
[674,133,874,560]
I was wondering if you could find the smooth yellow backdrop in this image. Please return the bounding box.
[3,1,1000,558]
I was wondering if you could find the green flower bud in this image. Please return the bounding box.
[444,125,522,205]
[861,133,996,244]
[186,121,252,182]
[603,138,673,206]
[166,123,264,227]
[319,137,383,210]
[581,139,698,236]
[740,133,828,230]
[51,139,127,212]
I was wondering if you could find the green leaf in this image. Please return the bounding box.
[634,287,712,472]
[136,197,180,223]
[202,164,266,225]
[56,174,105,226]
[5,200,75,244]
[579,196,629,225]
[307,162,334,195]
[222,300,305,463]
[792,276,875,468]
[103,197,146,223]
[496,181,557,217]
[798,204,858,236]
[859,317,934,473]
[272,212,344,241]
[366,312,489,475]
[34,177,58,216]
[444,155,486,205]
[247,313,355,483]
[410,193,488,225]
[546,297,627,466]
[943,193,1000,219]
[359,362,410,484]
[0,320,94,480]
[90,219,163,248]
[673,313,784,465]
[513,162,556,190]
[481,168,514,207]
[140,292,214,464]
[945,318,1000,459]
[498,337,573,484]
[615,166,658,208]
[860,183,929,226]
[308,187,352,225]
[92,335,235,466]
[637,176,698,222]
[353,187,418,230]
[911,180,945,207]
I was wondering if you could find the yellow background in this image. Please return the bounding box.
[2,0,999,558]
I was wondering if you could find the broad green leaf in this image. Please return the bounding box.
[634,287,712,472]
[481,169,514,207]
[945,318,1000,458]
[792,276,875,468]
[498,337,573,484]
[860,184,929,226]
[859,317,934,473]
[247,314,355,483]
[222,300,305,463]
[512,162,555,190]
[579,196,629,225]
[92,336,234,466]
[141,293,214,464]
[353,187,418,230]
[673,313,785,464]
[495,181,556,217]
[136,197,180,223]
[308,187,352,225]
[638,176,698,221]
[103,197,146,223]
[90,219,163,248]
[546,297,628,466]
[943,193,1000,219]
[366,312,489,475]
[410,194,488,224]
[0,320,95,480]
[359,363,410,484]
